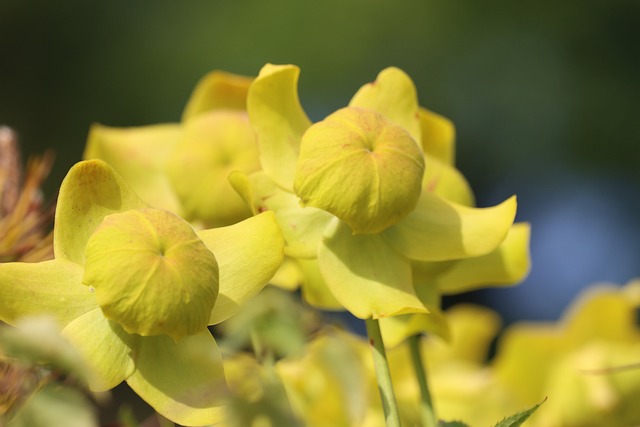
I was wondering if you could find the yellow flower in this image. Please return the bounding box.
[0,160,284,426]
[492,281,640,427]
[84,71,260,228]
[239,64,517,319]
[0,126,54,263]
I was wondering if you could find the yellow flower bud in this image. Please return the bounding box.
[294,107,424,234]
[83,208,219,339]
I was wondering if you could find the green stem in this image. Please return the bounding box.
[365,318,402,427]
[408,334,437,427]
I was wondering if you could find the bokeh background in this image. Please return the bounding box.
[2,0,639,325]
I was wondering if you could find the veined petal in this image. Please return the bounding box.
[54,160,146,265]
[247,64,312,190]
[383,191,517,262]
[198,212,285,325]
[0,259,97,327]
[297,258,342,310]
[416,222,531,295]
[318,219,427,319]
[294,107,424,234]
[349,67,421,143]
[62,308,137,391]
[84,208,219,339]
[423,153,474,207]
[182,70,253,121]
[419,108,455,165]
[126,331,227,426]
[83,123,183,214]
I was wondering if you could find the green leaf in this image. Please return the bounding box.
[493,399,546,427]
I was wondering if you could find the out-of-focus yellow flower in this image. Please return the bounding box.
[0,127,54,263]
[273,308,509,427]
[402,281,640,427]
[0,160,284,426]
[84,71,260,228]
[276,328,381,427]
[492,281,640,427]
[239,64,518,320]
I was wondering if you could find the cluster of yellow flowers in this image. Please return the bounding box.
[0,65,638,427]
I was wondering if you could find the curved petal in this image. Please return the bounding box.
[423,154,474,207]
[380,281,449,347]
[419,108,456,165]
[62,308,138,391]
[83,123,183,214]
[383,191,517,262]
[198,212,285,325]
[415,222,531,295]
[247,64,312,190]
[0,259,97,327]
[380,311,449,349]
[349,67,421,143]
[297,258,342,310]
[318,219,427,319]
[54,160,147,265]
[245,171,333,259]
[126,331,227,426]
[182,70,253,121]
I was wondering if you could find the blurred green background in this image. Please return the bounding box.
[2,0,639,323]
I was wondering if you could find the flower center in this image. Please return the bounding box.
[293,107,425,234]
[83,208,219,339]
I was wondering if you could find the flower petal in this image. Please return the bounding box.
[383,191,517,262]
[54,160,146,265]
[244,171,333,259]
[0,259,97,327]
[380,310,449,349]
[318,219,427,319]
[198,211,285,325]
[182,70,253,121]
[419,108,456,165]
[416,222,531,295]
[297,258,342,310]
[126,331,227,426]
[380,282,448,347]
[423,154,474,207]
[166,111,259,227]
[269,257,302,291]
[247,64,312,190]
[62,308,137,391]
[349,67,421,143]
[83,123,183,214]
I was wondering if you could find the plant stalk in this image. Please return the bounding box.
[408,334,438,427]
[365,318,402,427]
